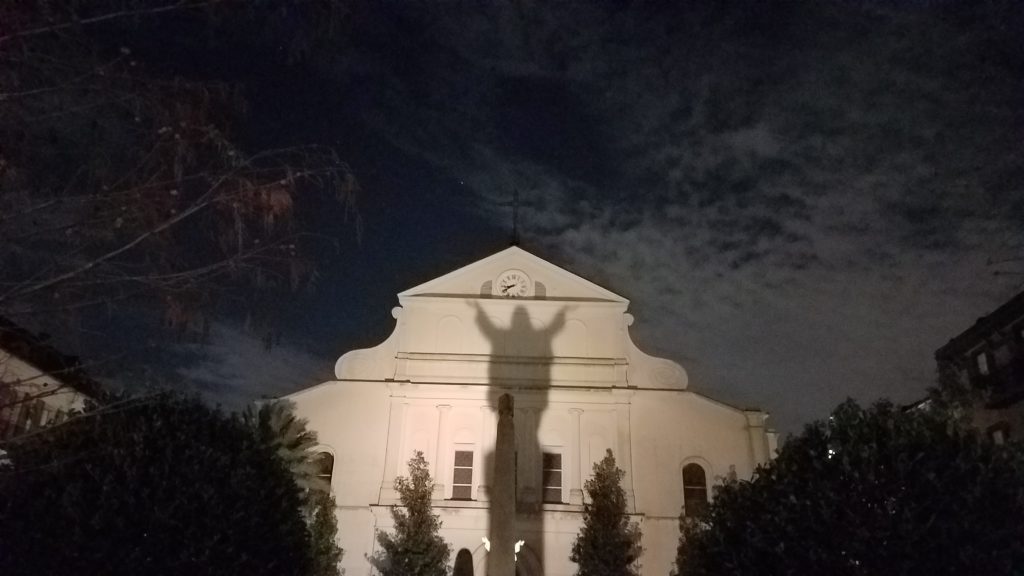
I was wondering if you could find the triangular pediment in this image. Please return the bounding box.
[398,246,627,303]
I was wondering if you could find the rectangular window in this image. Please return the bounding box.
[451,450,474,500]
[14,394,33,435]
[542,452,563,503]
[991,428,1006,445]
[27,399,45,431]
[40,403,56,428]
[0,388,15,440]
[988,423,1010,446]
[976,352,990,376]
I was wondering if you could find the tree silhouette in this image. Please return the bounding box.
[571,449,641,576]
[244,399,328,495]
[370,451,451,576]
[0,393,312,576]
[0,0,357,417]
[243,399,342,574]
[308,490,344,576]
[675,399,1024,576]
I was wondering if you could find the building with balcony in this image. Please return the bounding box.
[935,289,1024,444]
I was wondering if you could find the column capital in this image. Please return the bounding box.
[568,408,584,416]
[437,404,453,411]
[744,410,766,427]
[569,488,584,506]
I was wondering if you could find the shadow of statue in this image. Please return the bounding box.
[475,303,567,576]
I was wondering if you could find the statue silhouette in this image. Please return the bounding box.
[475,303,567,576]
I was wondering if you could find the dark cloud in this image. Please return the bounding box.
[107,1,1022,435]
[330,2,1022,433]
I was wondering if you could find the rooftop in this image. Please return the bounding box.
[935,289,1024,361]
[0,316,103,399]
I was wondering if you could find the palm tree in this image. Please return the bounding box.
[243,399,329,494]
[244,399,343,576]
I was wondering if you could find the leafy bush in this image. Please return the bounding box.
[369,451,451,576]
[571,449,642,576]
[675,399,1024,576]
[0,394,312,576]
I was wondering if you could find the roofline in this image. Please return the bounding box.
[0,316,104,399]
[935,288,1024,360]
[397,295,627,307]
[398,246,629,304]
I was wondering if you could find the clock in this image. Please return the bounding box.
[494,269,531,298]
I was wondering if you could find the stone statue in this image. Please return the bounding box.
[488,393,516,576]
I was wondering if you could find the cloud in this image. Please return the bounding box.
[332,2,1024,433]
[174,324,332,409]
[538,210,1010,433]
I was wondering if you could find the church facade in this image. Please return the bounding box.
[287,247,776,576]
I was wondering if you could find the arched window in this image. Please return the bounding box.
[314,452,334,491]
[682,463,708,518]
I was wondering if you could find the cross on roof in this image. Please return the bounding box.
[499,188,525,247]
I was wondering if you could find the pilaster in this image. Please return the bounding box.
[433,404,452,499]
[615,404,636,511]
[568,408,584,505]
[379,398,407,502]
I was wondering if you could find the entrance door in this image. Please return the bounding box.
[513,543,542,576]
[454,548,474,576]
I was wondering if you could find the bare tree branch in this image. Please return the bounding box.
[0,1,217,45]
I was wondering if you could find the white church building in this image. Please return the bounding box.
[287,246,776,576]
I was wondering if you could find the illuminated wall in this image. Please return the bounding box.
[289,246,776,576]
[0,349,90,439]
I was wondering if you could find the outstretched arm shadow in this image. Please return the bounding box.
[543,307,569,340]
[473,301,501,342]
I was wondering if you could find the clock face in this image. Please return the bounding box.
[495,269,531,298]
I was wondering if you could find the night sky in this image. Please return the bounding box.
[98,1,1024,435]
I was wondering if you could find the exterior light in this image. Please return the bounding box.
[480,537,526,561]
